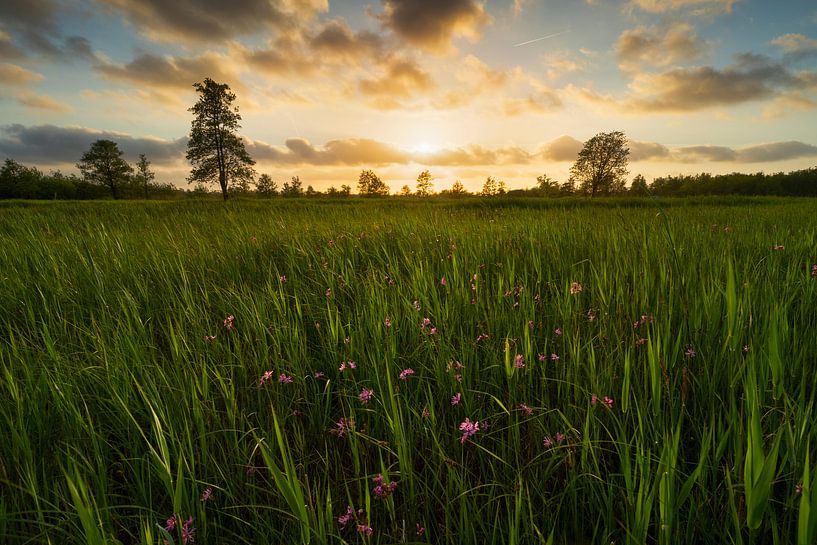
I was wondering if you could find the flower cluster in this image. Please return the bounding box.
[359,388,374,404]
[590,394,614,408]
[459,418,480,443]
[569,282,583,295]
[223,314,236,331]
[372,474,398,499]
[339,360,357,372]
[337,505,373,536]
[399,368,415,380]
[164,514,195,544]
[335,417,355,438]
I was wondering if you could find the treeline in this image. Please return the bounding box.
[2,157,817,200]
[0,159,179,200]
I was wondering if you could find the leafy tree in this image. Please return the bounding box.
[186,78,255,200]
[536,174,561,196]
[569,131,629,196]
[282,175,304,197]
[339,184,351,197]
[630,174,648,195]
[415,170,433,196]
[450,180,469,196]
[77,139,133,199]
[135,154,155,199]
[480,176,506,196]
[306,185,319,197]
[400,185,412,196]
[255,174,278,197]
[358,170,389,196]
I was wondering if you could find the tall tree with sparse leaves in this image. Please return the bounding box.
[186,78,255,201]
[135,154,154,199]
[569,131,629,197]
[358,170,389,196]
[77,139,133,199]
[415,170,433,196]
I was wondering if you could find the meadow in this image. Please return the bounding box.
[1,197,816,545]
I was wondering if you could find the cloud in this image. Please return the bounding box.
[630,140,671,161]
[94,52,242,100]
[378,0,492,53]
[578,53,817,113]
[502,91,562,116]
[358,57,434,108]
[97,0,328,42]
[628,0,737,15]
[308,18,385,63]
[231,37,315,78]
[771,33,817,61]
[662,141,817,163]
[616,23,708,71]
[0,30,26,61]
[0,124,186,165]
[16,92,72,113]
[539,135,583,161]
[0,63,43,86]
[0,1,94,60]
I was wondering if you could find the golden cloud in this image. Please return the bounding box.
[0,62,43,86]
[616,23,708,71]
[16,91,72,113]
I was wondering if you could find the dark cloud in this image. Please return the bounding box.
[309,19,385,62]
[0,0,94,60]
[616,23,707,71]
[95,52,241,95]
[673,145,737,162]
[378,0,491,53]
[98,0,327,42]
[735,141,817,163]
[582,53,817,113]
[0,31,26,61]
[0,124,186,165]
[771,33,817,62]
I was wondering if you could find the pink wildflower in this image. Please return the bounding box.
[314,371,326,379]
[337,505,355,528]
[538,353,546,362]
[279,275,287,283]
[543,436,553,448]
[515,354,525,369]
[528,320,535,330]
[384,316,392,328]
[586,308,596,322]
[591,394,598,406]
[200,487,213,502]
[603,396,614,408]
[325,287,332,297]
[165,514,178,532]
[772,244,785,251]
[259,370,274,387]
[569,282,583,295]
[223,314,236,331]
[357,524,374,537]
[451,393,461,406]
[743,345,750,354]
[278,374,293,384]
[475,333,489,342]
[440,276,447,286]
[372,474,397,499]
[336,417,354,438]
[812,264,817,278]
[412,300,421,311]
[181,516,195,544]
[399,368,415,380]
[339,360,357,372]
[636,337,648,346]
[550,353,560,362]
[685,345,697,359]
[554,327,563,337]
[359,388,374,404]
[422,407,430,419]
[416,522,426,536]
[459,418,480,443]
[517,403,533,416]
[429,327,438,336]
[421,317,432,330]
[555,432,565,443]
[203,335,216,342]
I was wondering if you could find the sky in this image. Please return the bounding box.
[1,0,817,192]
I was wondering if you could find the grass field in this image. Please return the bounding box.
[1,197,816,544]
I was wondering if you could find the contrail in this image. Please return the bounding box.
[513,29,569,47]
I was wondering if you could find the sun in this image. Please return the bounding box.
[413,141,437,154]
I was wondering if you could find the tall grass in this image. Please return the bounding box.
[0,198,816,544]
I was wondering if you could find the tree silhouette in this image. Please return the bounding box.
[569,131,629,196]
[255,174,278,197]
[358,170,389,196]
[480,176,506,196]
[135,154,155,199]
[77,139,133,199]
[415,170,433,196]
[282,175,303,197]
[186,78,255,201]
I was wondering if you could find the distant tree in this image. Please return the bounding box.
[326,185,338,197]
[415,169,433,196]
[569,131,629,197]
[559,180,576,196]
[480,176,506,196]
[358,170,389,196]
[305,185,318,197]
[536,174,561,196]
[450,180,469,196]
[186,78,255,201]
[134,154,155,199]
[232,176,252,195]
[400,185,412,196]
[255,173,278,197]
[282,176,304,197]
[77,139,133,199]
[630,174,648,195]
[339,184,351,197]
